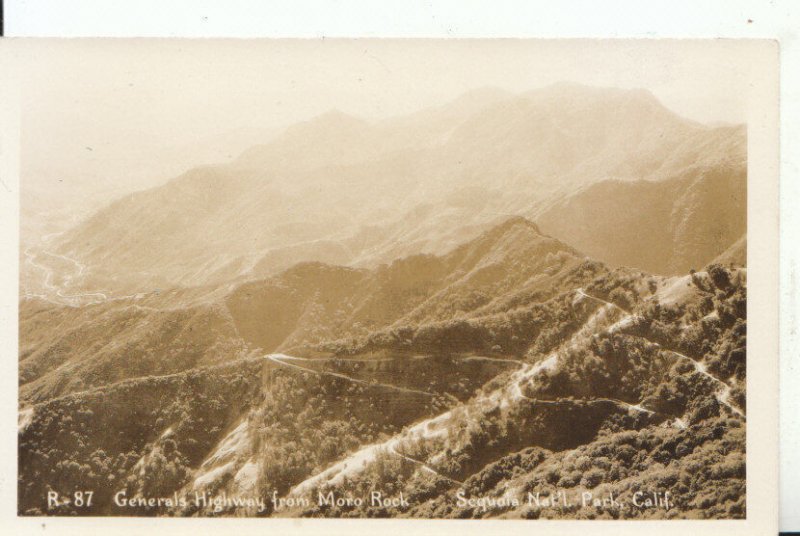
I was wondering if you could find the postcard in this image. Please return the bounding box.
[2,38,780,534]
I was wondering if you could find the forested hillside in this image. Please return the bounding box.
[18,216,747,518]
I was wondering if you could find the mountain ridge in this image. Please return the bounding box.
[23,83,746,300]
[20,216,581,402]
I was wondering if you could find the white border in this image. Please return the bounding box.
[1,0,797,39]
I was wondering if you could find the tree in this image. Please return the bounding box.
[708,264,731,292]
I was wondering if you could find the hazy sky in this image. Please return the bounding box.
[13,39,765,199]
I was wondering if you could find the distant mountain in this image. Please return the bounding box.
[35,84,745,298]
[21,124,282,247]
[537,159,746,274]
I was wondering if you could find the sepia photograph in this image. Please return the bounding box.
[9,38,776,523]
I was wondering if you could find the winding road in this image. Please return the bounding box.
[264,353,436,397]
[388,443,464,486]
[513,387,655,417]
[289,410,465,497]
[657,345,745,418]
[575,288,745,418]
[23,246,109,304]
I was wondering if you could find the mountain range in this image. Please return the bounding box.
[23,83,745,299]
[18,83,748,519]
[20,218,585,403]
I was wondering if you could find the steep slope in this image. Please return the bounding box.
[537,160,746,274]
[18,359,266,516]
[281,265,746,520]
[19,297,253,404]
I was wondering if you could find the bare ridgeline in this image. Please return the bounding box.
[19,83,746,519]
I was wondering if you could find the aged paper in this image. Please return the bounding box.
[1,38,779,534]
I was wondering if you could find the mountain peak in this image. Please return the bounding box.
[452,215,570,261]
[493,215,542,235]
